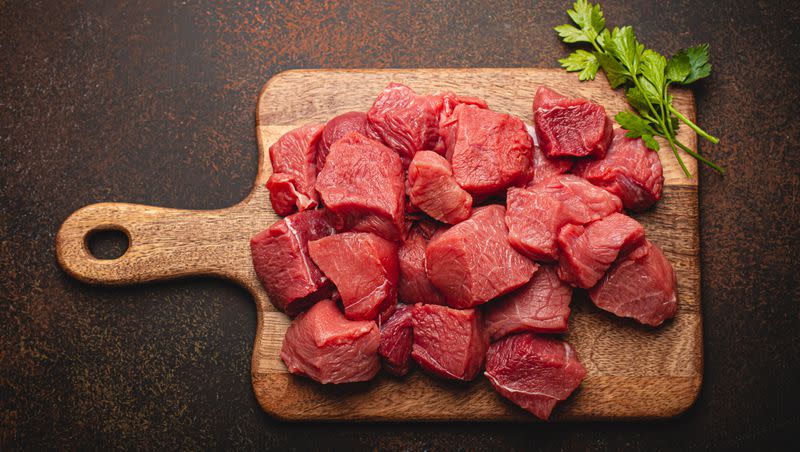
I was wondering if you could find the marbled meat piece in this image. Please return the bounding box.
[426,205,539,308]
[378,303,414,376]
[397,224,447,305]
[411,303,488,381]
[557,212,646,288]
[589,239,678,326]
[280,299,380,384]
[485,333,586,420]
[483,264,572,340]
[533,86,612,159]
[505,175,622,261]
[308,232,398,322]
[573,128,664,211]
[408,150,473,224]
[315,132,406,241]
[266,123,324,215]
[250,209,336,316]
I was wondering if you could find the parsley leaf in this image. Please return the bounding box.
[615,110,660,151]
[566,0,605,40]
[665,51,691,83]
[596,52,627,88]
[679,44,711,84]
[559,50,600,80]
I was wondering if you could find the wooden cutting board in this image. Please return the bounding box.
[56,68,701,421]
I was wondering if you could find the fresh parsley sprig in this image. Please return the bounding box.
[555,0,723,176]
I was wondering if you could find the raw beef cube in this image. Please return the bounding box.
[590,240,678,326]
[573,128,664,211]
[505,187,564,261]
[408,151,473,224]
[280,299,380,384]
[442,104,533,196]
[317,111,379,170]
[308,232,398,322]
[266,123,324,216]
[533,86,612,159]
[485,333,586,420]
[367,83,444,166]
[426,205,538,308]
[315,132,406,241]
[505,175,622,261]
[557,213,646,288]
[483,264,572,341]
[250,209,336,316]
[379,303,414,376]
[397,225,446,305]
[411,303,488,381]
[525,124,573,186]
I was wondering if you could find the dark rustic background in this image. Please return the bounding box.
[2,0,798,450]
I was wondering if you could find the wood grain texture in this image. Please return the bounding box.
[56,68,701,421]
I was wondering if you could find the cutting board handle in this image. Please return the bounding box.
[55,201,257,286]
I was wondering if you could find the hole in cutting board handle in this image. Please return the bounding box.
[85,228,129,260]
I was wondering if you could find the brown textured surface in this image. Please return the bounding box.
[1,0,798,449]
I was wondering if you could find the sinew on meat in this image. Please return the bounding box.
[411,303,489,381]
[485,333,586,420]
[265,123,325,215]
[250,209,336,316]
[425,205,539,308]
[590,239,678,326]
[281,299,381,384]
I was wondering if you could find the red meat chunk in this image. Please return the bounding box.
[411,303,488,381]
[379,303,414,376]
[557,212,646,288]
[317,111,379,170]
[280,299,380,384]
[525,124,573,186]
[483,264,572,341]
[426,205,538,308]
[266,123,324,216]
[590,240,678,326]
[505,175,622,261]
[408,151,473,224]
[485,333,586,420]
[573,128,664,211]
[250,209,336,316]
[308,232,398,322]
[533,86,612,159]
[315,132,406,241]
[397,225,447,305]
[441,104,533,196]
[367,83,444,166]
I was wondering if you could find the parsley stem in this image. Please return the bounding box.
[674,139,725,175]
[668,104,719,144]
[665,135,692,178]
